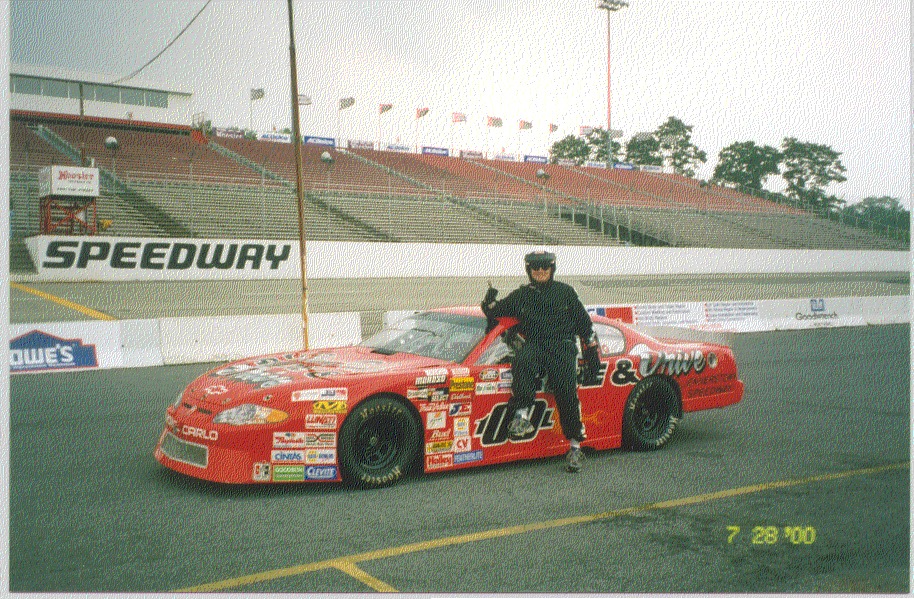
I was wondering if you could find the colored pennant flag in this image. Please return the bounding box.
[452,112,467,123]
[487,116,503,128]
[379,103,393,115]
[250,88,265,101]
[549,123,559,133]
[298,94,312,105]
[519,120,533,130]
[416,107,430,119]
[339,97,355,110]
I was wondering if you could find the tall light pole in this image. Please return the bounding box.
[597,0,628,166]
[288,0,310,349]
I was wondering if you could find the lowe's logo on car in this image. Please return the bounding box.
[9,330,97,372]
[305,466,338,480]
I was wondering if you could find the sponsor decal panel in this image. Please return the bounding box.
[253,462,271,481]
[475,382,497,395]
[272,465,305,482]
[416,368,448,386]
[426,453,453,470]
[293,387,348,402]
[312,400,347,414]
[305,449,337,464]
[453,437,472,452]
[271,450,306,463]
[426,411,447,430]
[454,416,470,436]
[273,432,307,448]
[305,414,338,429]
[449,377,474,392]
[449,403,471,416]
[305,465,338,480]
[10,330,98,373]
[610,347,718,386]
[479,369,499,381]
[450,367,470,378]
[429,429,453,441]
[454,449,484,465]
[425,440,454,454]
[304,432,336,448]
[419,401,450,413]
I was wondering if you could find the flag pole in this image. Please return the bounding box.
[287,0,309,349]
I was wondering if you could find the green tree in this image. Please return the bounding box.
[583,128,622,164]
[841,196,909,235]
[625,134,663,167]
[549,135,590,165]
[780,137,847,212]
[655,116,707,178]
[713,141,781,190]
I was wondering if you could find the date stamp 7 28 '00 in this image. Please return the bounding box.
[727,526,817,545]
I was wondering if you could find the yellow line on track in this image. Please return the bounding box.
[10,282,116,321]
[331,560,399,593]
[175,462,908,593]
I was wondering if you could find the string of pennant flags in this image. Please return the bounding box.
[245,87,633,164]
[251,88,569,133]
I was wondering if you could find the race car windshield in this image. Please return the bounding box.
[360,312,487,363]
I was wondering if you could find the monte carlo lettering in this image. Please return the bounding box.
[41,240,292,271]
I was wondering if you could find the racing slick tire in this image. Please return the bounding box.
[621,376,682,451]
[339,395,421,488]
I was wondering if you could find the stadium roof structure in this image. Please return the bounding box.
[11,62,192,97]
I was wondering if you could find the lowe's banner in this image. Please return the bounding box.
[523,155,548,164]
[25,235,298,282]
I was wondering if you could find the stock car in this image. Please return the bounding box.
[155,307,744,487]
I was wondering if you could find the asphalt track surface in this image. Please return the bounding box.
[8,323,910,593]
[9,271,910,323]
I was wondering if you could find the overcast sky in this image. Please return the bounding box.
[9,0,911,205]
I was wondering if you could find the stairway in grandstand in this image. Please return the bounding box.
[16,121,192,237]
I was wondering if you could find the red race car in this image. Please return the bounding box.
[155,307,744,486]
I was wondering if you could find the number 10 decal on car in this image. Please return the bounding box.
[474,399,555,446]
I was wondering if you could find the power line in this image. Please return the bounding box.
[110,0,213,85]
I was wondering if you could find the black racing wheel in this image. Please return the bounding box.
[621,376,682,451]
[338,395,421,488]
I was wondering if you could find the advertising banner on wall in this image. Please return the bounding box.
[386,144,411,153]
[215,128,246,139]
[304,136,335,146]
[557,159,577,167]
[584,160,607,169]
[523,155,548,164]
[613,162,636,170]
[348,140,375,150]
[422,146,449,156]
[24,235,298,282]
[38,166,101,198]
[459,150,484,159]
[258,132,291,143]
[493,153,516,162]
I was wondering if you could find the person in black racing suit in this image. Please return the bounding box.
[481,250,601,472]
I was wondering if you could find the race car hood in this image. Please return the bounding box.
[182,345,447,408]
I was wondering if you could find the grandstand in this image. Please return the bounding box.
[8,110,906,272]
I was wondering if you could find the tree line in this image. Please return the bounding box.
[549,116,908,239]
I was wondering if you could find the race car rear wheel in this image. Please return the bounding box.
[338,395,420,488]
[621,376,681,451]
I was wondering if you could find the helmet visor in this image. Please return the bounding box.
[527,259,554,271]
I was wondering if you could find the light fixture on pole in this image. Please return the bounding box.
[597,0,628,167]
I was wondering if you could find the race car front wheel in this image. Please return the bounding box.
[339,395,421,488]
[621,376,681,451]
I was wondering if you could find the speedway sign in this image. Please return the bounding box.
[25,235,299,282]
